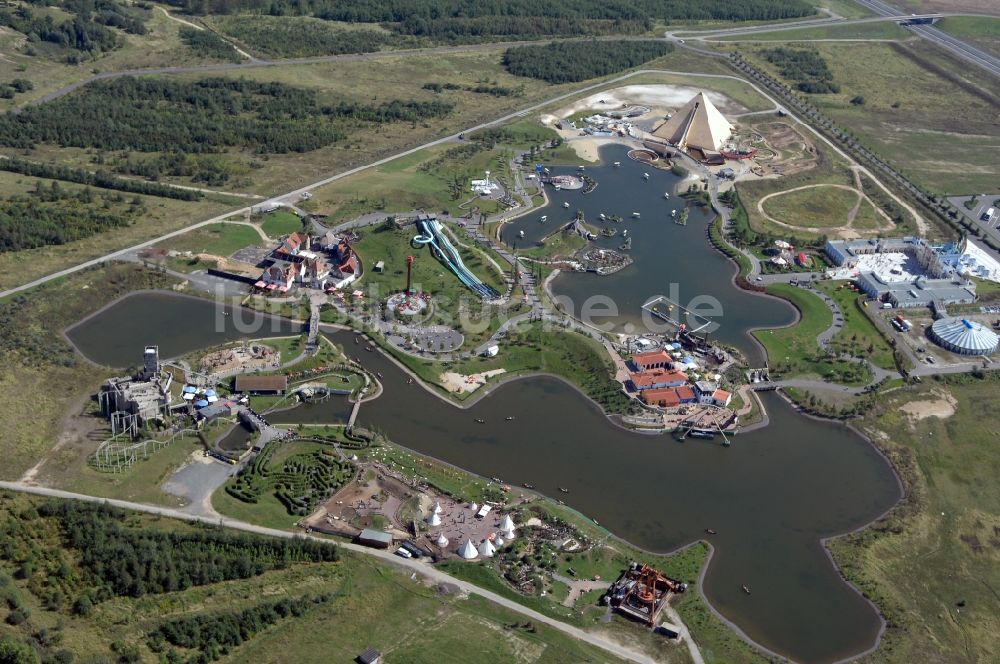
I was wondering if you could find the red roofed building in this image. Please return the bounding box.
[675,385,697,403]
[711,388,732,407]
[275,231,311,260]
[631,349,672,371]
[642,388,681,407]
[628,369,688,392]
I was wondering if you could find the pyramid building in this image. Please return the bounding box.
[652,92,733,153]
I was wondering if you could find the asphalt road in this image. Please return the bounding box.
[0,480,658,664]
[853,0,1000,77]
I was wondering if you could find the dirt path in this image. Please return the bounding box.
[757,182,895,236]
[157,7,256,61]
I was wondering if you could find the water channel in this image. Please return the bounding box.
[65,148,903,662]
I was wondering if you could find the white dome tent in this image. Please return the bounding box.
[499,515,516,540]
[458,539,478,559]
[436,533,449,547]
[427,512,442,527]
[477,539,496,558]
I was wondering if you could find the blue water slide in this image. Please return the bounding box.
[413,218,500,300]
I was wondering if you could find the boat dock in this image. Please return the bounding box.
[641,296,716,334]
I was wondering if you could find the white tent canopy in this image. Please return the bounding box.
[652,91,733,152]
[433,501,442,514]
[427,512,442,527]
[458,539,478,559]
[436,533,449,547]
[494,535,505,547]
[499,515,515,532]
[469,502,479,512]
[477,539,496,557]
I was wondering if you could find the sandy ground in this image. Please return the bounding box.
[900,390,957,422]
[440,369,507,394]
[541,84,744,129]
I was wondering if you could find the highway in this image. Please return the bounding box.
[0,480,659,664]
[854,0,1000,77]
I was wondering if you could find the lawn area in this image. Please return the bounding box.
[720,19,909,42]
[829,378,1000,662]
[260,210,303,238]
[156,222,262,257]
[754,283,873,385]
[814,280,897,370]
[760,185,860,229]
[935,16,1000,59]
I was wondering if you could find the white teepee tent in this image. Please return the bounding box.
[469,501,479,512]
[427,512,442,527]
[499,515,515,532]
[458,539,478,559]
[433,500,442,514]
[652,92,733,152]
[477,539,496,557]
[494,535,505,547]
[436,532,449,547]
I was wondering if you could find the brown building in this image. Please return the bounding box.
[234,374,288,395]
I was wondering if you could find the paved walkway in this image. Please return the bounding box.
[0,481,659,664]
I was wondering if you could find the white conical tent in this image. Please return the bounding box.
[433,500,442,514]
[652,92,733,152]
[469,502,479,512]
[427,512,442,526]
[499,515,515,532]
[458,539,478,559]
[436,533,449,547]
[477,539,496,557]
[494,535,505,547]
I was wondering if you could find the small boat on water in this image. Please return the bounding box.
[558,487,570,494]
[406,378,414,384]
[555,185,562,191]
[563,202,570,208]
[505,416,515,421]
[557,499,566,505]
[671,209,677,216]
[664,192,670,199]
[705,528,717,535]
[643,173,650,180]
[622,229,628,237]
[522,483,535,489]
[540,215,548,222]
[354,337,360,344]
[632,212,641,218]
[742,585,751,595]
[476,418,486,424]
[599,213,606,220]
[613,161,621,167]
[518,230,525,238]
[376,372,383,379]
[491,476,502,483]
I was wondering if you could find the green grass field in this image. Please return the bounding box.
[829,378,1000,662]
[719,20,909,42]
[155,222,262,257]
[935,16,1000,59]
[754,283,872,385]
[761,185,861,229]
[260,210,304,238]
[814,280,897,370]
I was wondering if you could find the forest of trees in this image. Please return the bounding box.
[503,40,672,83]
[0,0,148,55]
[0,157,202,200]
[761,48,840,94]
[179,25,240,61]
[10,501,341,600]
[0,181,141,253]
[164,0,815,31]
[212,16,391,58]
[150,595,333,661]
[0,77,453,154]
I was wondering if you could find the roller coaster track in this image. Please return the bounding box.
[90,427,201,473]
[413,217,500,300]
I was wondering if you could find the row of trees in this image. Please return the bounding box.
[761,48,840,94]
[0,76,453,154]
[164,0,815,27]
[111,151,241,187]
[0,157,202,200]
[33,501,339,599]
[150,595,333,661]
[503,40,672,83]
[0,181,141,253]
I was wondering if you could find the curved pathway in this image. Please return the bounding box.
[0,481,658,664]
[756,183,894,235]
